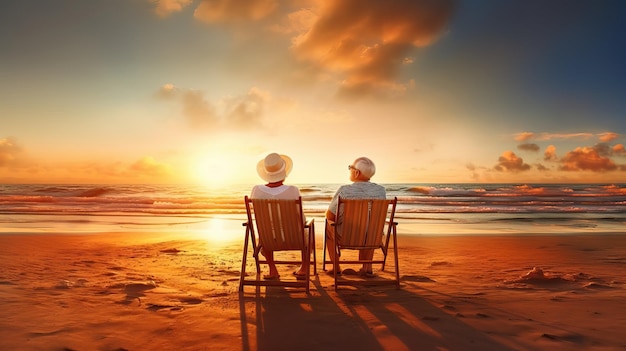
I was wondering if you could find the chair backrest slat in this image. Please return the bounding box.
[250,197,304,252]
[338,198,390,249]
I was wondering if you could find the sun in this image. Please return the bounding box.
[191,153,240,188]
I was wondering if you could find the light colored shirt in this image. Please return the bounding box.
[250,184,305,221]
[328,181,386,224]
[250,184,301,199]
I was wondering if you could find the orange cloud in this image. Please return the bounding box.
[150,0,193,18]
[593,143,614,157]
[290,0,455,97]
[515,132,620,142]
[514,132,534,142]
[599,132,619,142]
[614,144,626,156]
[559,146,618,172]
[271,7,317,35]
[527,132,594,141]
[194,0,278,23]
[0,137,21,167]
[517,143,540,152]
[494,151,531,172]
[544,145,557,161]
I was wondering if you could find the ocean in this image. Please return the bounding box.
[1,183,625,237]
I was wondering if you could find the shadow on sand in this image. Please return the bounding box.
[238,274,515,351]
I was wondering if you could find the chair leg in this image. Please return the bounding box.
[322,223,327,271]
[303,222,316,277]
[253,247,262,275]
[309,225,317,275]
[239,228,250,292]
[381,245,388,271]
[392,225,400,289]
[306,250,311,295]
[302,244,310,295]
[382,226,392,270]
[333,241,339,291]
[248,229,262,275]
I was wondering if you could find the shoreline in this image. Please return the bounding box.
[3,212,624,237]
[1,232,625,350]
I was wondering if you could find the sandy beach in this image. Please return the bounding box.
[1,231,625,351]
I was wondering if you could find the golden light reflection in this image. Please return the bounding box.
[196,217,242,245]
[385,302,442,338]
[352,305,409,351]
[191,153,238,188]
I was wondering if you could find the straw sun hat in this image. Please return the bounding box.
[256,153,293,183]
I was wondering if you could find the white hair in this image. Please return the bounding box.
[353,157,376,179]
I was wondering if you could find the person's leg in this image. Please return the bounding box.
[359,249,374,274]
[294,249,308,277]
[325,221,341,273]
[261,248,279,279]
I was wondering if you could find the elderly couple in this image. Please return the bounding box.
[251,153,386,280]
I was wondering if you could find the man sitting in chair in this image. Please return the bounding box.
[325,156,386,276]
[251,152,307,280]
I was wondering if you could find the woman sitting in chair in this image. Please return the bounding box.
[251,153,307,280]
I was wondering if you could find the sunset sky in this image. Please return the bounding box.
[1,0,625,186]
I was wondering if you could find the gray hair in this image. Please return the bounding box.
[353,157,376,179]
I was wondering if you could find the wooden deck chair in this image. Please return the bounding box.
[239,196,316,293]
[323,197,399,290]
